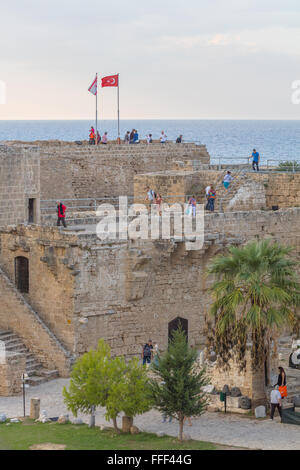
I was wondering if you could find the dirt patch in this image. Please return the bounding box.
[30,443,66,451]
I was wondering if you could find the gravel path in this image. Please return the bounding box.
[1,378,300,450]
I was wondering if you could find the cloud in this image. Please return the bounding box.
[161,27,300,56]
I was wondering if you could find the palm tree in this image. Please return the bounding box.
[208,239,300,371]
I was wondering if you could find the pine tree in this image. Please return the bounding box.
[149,327,209,441]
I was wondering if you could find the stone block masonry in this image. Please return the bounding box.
[0,352,26,396]
[0,145,40,227]
[37,142,210,202]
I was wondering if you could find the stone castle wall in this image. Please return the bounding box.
[134,169,300,212]
[1,209,299,363]
[38,142,210,202]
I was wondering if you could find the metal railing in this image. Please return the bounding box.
[266,160,300,173]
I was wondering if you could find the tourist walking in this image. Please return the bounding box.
[176,135,183,143]
[250,148,260,171]
[277,367,287,399]
[160,131,167,143]
[56,201,67,228]
[223,171,233,190]
[207,186,216,212]
[97,131,101,145]
[270,385,282,420]
[147,134,153,144]
[142,340,153,366]
[188,195,197,217]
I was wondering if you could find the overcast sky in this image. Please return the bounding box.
[1,0,300,119]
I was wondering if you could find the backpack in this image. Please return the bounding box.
[143,344,152,357]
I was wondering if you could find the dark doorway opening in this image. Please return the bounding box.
[15,257,29,293]
[168,317,188,343]
[28,198,35,224]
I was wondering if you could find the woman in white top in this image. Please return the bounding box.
[223,171,233,190]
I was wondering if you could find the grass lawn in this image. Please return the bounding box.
[0,420,221,450]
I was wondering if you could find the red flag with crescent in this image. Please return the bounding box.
[101,74,119,87]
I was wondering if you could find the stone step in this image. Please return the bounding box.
[0,329,59,387]
[0,332,16,341]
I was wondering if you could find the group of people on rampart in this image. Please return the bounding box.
[88,127,183,145]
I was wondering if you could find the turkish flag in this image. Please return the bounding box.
[102,74,119,87]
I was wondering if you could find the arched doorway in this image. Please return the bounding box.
[15,257,29,293]
[168,317,188,343]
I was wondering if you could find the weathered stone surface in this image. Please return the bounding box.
[231,387,242,397]
[58,415,67,424]
[292,395,300,407]
[255,406,266,418]
[30,398,40,420]
[239,396,252,410]
[130,425,140,435]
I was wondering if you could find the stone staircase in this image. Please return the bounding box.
[0,329,59,386]
[0,266,73,378]
[215,169,248,212]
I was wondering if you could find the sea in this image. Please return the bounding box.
[1,119,300,165]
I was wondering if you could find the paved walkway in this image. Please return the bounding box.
[1,378,300,450]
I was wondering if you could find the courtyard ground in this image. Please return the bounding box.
[0,378,299,450]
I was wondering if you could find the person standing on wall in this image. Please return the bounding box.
[142,340,153,366]
[89,127,95,145]
[124,131,130,143]
[101,132,108,144]
[250,148,260,171]
[145,186,156,210]
[56,201,67,228]
[188,195,197,217]
[160,131,167,143]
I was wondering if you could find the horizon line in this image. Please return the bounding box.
[1,118,300,122]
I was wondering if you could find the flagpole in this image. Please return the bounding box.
[117,74,120,142]
[96,73,98,145]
